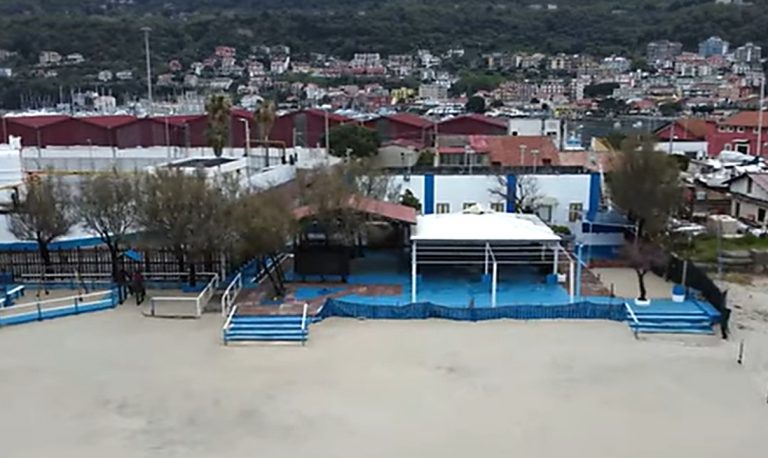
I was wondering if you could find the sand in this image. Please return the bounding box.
[1,305,767,458]
[591,267,674,299]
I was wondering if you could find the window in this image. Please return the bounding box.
[727,127,735,133]
[542,158,552,166]
[737,126,745,133]
[724,143,733,151]
[695,191,707,201]
[436,203,451,214]
[568,202,583,222]
[537,205,553,223]
[490,202,505,212]
[735,143,750,154]
[754,127,760,134]
[759,208,766,222]
[735,202,741,216]
[747,178,753,194]
[463,202,477,210]
[718,125,727,133]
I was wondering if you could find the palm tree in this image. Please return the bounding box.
[205,94,232,158]
[254,99,277,167]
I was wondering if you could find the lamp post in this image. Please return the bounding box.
[140,26,153,115]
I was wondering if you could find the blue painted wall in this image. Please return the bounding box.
[505,174,517,212]
[424,174,435,214]
[587,172,601,221]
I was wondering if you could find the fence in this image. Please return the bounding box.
[0,290,118,326]
[148,273,219,318]
[318,298,627,322]
[0,247,227,279]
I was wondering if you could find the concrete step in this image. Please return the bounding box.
[229,323,307,330]
[225,334,307,342]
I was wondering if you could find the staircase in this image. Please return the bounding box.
[628,308,715,335]
[223,313,309,344]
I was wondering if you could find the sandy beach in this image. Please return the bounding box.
[1,303,767,458]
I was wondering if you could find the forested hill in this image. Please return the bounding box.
[0,0,767,62]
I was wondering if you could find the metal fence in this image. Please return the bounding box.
[0,247,226,279]
[653,253,730,338]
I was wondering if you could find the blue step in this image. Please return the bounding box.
[228,323,306,330]
[629,321,714,335]
[231,316,304,323]
[225,334,307,342]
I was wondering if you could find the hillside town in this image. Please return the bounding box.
[0,36,764,118]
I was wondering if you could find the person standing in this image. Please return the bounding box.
[132,271,146,306]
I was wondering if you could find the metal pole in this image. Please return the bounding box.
[681,259,688,287]
[484,242,489,275]
[491,261,498,308]
[576,244,584,298]
[717,219,723,280]
[324,110,330,152]
[668,120,674,155]
[757,78,765,156]
[411,241,417,303]
[141,27,153,114]
[553,244,559,275]
[240,118,251,157]
[569,260,575,302]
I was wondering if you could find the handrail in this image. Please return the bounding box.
[624,302,641,339]
[301,302,309,331]
[195,274,219,316]
[220,272,243,317]
[223,305,238,331]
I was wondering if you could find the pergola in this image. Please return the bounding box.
[410,210,574,307]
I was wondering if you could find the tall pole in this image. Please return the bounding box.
[324,109,330,153]
[240,118,251,157]
[757,77,765,157]
[141,27,153,115]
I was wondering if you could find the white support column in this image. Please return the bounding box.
[411,241,417,303]
[491,260,498,308]
[569,260,575,303]
[553,244,559,275]
[484,242,489,275]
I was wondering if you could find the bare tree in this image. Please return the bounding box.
[608,135,682,300]
[136,169,225,285]
[349,158,401,201]
[489,174,544,213]
[233,189,296,296]
[76,171,138,281]
[9,175,75,270]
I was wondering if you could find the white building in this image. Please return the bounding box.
[388,171,623,250]
[508,118,563,149]
[418,83,448,101]
[728,172,768,225]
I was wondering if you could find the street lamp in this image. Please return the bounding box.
[140,26,153,114]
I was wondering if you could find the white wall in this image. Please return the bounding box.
[390,173,592,233]
[508,118,562,148]
[730,176,768,202]
[655,140,708,159]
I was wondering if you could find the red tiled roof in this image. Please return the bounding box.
[721,111,766,127]
[385,112,433,128]
[293,195,417,224]
[558,151,617,172]
[4,115,70,128]
[655,118,714,140]
[486,136,560,166]
[80,115,137,129]
[438,134,490,154]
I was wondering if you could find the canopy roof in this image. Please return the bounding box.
[293,195,418,224]
[412,210,560,242]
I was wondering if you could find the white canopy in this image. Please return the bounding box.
[411,211,561,242]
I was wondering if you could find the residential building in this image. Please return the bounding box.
[365,113,435,149]
[727,173,768,225]
[418,83,448,101]
[600,56,631,73]
[65,53,85,64]
[699,36,729,57]
[0,68,11,78]
[270,55,290,75]
[38,51,62,66]
[508,118,563,149]
[654,118,714,158]
[646,40,682,66]
[97,70,113,82]
[115,70,134,81]
[710,111,768,156]
[215,46,236,58]
[734,42,762,64]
